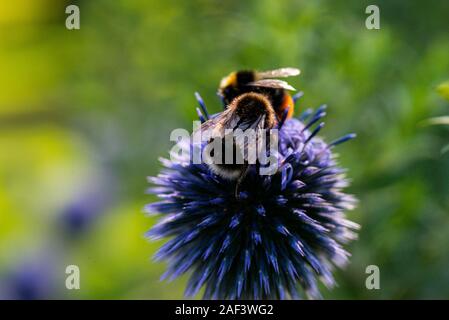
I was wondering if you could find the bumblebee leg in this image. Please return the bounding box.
[235,165,249,199]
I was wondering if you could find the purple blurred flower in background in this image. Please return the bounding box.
[60,194,106,236]
[58,178,114,238]
[0,256,56,300]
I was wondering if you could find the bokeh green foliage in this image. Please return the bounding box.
[0,0,448,299]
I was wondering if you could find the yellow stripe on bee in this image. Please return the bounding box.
[219,72,237,89]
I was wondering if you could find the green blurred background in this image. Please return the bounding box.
[0,0,448,299]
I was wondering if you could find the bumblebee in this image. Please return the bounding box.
[195,92,277,197]
[218,67,300,120]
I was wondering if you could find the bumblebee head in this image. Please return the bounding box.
[218,70,256,105]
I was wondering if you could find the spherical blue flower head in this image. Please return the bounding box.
[146,106,359,299]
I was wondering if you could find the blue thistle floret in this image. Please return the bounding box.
[145,95,359,299]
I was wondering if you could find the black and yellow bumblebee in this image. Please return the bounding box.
[196,92,277,197]
[195,68,300,197]
[218,67,300,120]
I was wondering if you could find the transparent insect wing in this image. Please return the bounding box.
[233,114,267,162]
[247,79,296,91]
[256,67,300,79]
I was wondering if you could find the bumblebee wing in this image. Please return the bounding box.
[200,117,220,132]
[226,112,242,131]
[193,108,238,140]
[256,67,300,79]
[247,79,296,91]
[234,115,266,162]
[192,116,221,143]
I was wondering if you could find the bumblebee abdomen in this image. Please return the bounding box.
[205,136,248,180]
[280,93,294,119]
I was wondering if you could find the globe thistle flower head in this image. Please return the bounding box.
[146,93,359,299]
